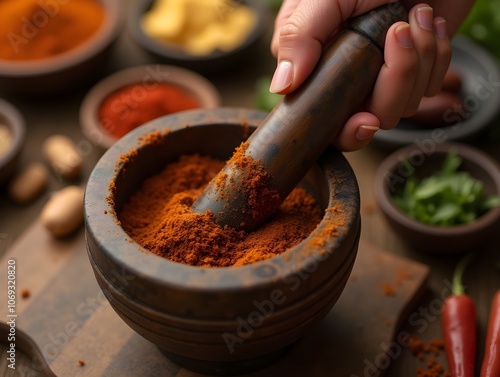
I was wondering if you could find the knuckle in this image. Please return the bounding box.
[395,57,419,78]
[418,39,437,60]
[379,116,400,130]
[278,17,306,46]
[402,103,419,118]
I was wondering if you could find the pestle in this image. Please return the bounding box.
[192,2,408,231]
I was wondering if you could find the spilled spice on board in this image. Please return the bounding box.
[409,336,449,376]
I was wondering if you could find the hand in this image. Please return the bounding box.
[270,0,475,151]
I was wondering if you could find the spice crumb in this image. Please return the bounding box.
[410,336,448,376]
[78,359,85,366]
[382,283,396,296]
[395,267,413,285]
[21,289,30,299]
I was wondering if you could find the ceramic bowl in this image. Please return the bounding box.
[84,108,361,375]
[127,0,270,75]
[79,64,222,150]
[0,0,123,97]
[374,142,500,253]
[372,35,500,149]
[0,98,25,185]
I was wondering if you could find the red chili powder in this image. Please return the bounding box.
[118,154,324,267]
[98,83,199,138]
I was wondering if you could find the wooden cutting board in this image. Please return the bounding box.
[0,221,429,377]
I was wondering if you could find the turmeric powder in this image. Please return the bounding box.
[0,0,105,61]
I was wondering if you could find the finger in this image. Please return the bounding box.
[270,0,301,57]
[365,22,419,130]
[401,0,475,36]
[332,112,380,152]
[424,17,452,96]
[404,3,438,114]
[270,0,343,94]
[269,0,391,94]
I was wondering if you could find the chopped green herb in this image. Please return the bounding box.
[393,150,500,226]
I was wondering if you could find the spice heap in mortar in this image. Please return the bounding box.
[117,143,324,267]
[0,0,105,61]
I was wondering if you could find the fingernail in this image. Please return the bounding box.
[270,60,293,93]
[434,18,448,38]
[356,125,379,141]
[416,7,433,30]
[395,24,413,48]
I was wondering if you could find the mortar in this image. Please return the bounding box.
[84,107,360,375]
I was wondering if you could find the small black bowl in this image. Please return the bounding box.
[127,0,270,76]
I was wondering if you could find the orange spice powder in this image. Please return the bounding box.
[0,0,105,61]
[118,153,324,267]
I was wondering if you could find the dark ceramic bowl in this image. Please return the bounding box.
[84,108,361,375]
[79,64,222,150]
[0,0,123,97]
[127,0,270,75]
[374,142,500,253]
[0,98,25,185]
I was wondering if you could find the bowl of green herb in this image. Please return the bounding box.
[374,142,500,253]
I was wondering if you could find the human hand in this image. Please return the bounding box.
[270,0,475,151]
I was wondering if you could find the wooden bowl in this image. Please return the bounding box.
[79,64,221,150]
[84,108,361,375]
[127,0,270,76]
[0,0,123,97]
[374,142,500,253]
[0,98,25,185]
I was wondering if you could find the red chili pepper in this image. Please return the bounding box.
[481,290,500,377]
[442,253,477,377]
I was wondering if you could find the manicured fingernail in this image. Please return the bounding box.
[416,7,433,30]
[434,18,448,38]
[395,24,413,48]
[270,60,293,93]
[356,125,379,141]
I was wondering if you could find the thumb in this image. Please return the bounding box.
[269,0,399,94]
[270,0,338,94]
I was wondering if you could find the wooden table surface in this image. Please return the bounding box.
[1,2,500,376]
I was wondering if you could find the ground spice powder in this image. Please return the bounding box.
[99,83,199,138]
[0,0,105,61]
[211,141,282,229]
[118,154,323,267]
[409,336,450,377]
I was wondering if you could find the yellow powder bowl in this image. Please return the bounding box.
[0,0,123,97]
[128,0,270,75]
